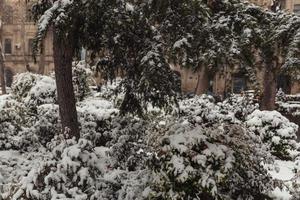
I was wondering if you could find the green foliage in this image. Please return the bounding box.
[149,118,273,200]
[30,0,181,116]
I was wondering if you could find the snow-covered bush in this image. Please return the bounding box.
[73,62,93,101]
[12,136,108,200]
[30,104,60,146]
[94,78,124,107]
[149,123,273,200]
[179,94,258,126]
[246,110,298,160]
[179,95,235,125]
[77,98,118,145]
[11,73,39,100]
[219,94,259,121]
[10,132,151,200]
[107,116,153,171]
[11,73,57,107]
[276,88,287,102]
[0,96,38,151]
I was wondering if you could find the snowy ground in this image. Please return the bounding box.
[268,159,300,200]
[0,150,43,197]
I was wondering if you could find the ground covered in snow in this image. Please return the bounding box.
[1,72,300,200]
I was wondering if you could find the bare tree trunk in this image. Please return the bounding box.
[0,13,6,94]
[38,41,45,74]
[195,66,209,95]
[0,50,6,95]
[53,32,80,139]
[20,5,32,72]
[260,67,277,110]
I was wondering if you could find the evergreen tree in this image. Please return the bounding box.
[151,0,300,110]
[29,0,180,138]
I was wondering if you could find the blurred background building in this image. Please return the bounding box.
[0,0,53,87]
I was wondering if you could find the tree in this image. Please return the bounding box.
[151,0,300,110]
[0,44,6,95]
[260,11,300,110]
[31,0,82,139]
[0,0,6,95]
[147,0,262,96]
[30,0,180,138]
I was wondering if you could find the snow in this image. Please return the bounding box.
[0,94,11,109]
[268,160,296,181]
[125,3,134,12]
[173,38,191,49]
[77,98,119,120]
[271,187,292,200]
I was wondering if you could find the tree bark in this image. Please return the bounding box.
[21,13,29,71]
[0,50,6,95]
[195,66,209,95]
[38,41,45,74]
[53,32,80,139]
[0,17,6,94]
[260,67,277,110]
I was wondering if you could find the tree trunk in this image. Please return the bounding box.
[38,41,45,74]
[195,66,209,95]
[21,15,29,71]
[0,50,6,95]
[53,32,80,139]
[260,67,277,110]
[0,18,6,95]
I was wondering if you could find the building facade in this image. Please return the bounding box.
[174,0,300,97]
[0,0,54,86]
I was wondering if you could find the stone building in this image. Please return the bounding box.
[0,0,54,86]
[174,0,300,97]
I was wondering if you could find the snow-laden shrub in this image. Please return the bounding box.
[73,62,93,101]
[246,110,298,160]
[11,72,57,107]
[107,116,153,171]
[30,104,60,146]
[276,88,287,102]
[12,136,108,200]
[179,95,235,125]
[77,98,118,145]
[219,94,259,121]
[10,133,152,200]
[179,94,257,126]
[0,96,37,151]
[149,123,273,200]
[94,78,124,107]
[11,73,39,100]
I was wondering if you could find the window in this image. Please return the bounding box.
[277,74,291,93]
[4,39,12,54]
[232,76,246,94]
[271,0,286,12]
[28,39,34,55]
[294,4,300,15]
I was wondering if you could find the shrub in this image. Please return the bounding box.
[0,96,38,151]
[246,110,298,160]
[77,98,118,146]
[149,123,274,200]
[12,136,107,200]
[73,62,93,101]
[12,73,57,107]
